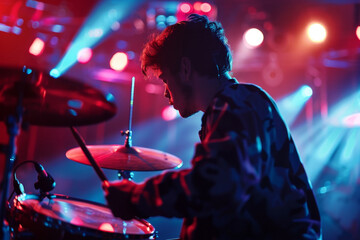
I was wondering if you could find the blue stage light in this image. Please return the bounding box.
[52,0,144,78]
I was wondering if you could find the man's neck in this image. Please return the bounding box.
[195,72,232,112]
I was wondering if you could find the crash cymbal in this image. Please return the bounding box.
[0,66,116,126]
[66,145,183,171]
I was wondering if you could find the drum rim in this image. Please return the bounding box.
[11,193,156,239]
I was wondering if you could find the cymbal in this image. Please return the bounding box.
[0,67,116,126]
[66,145,183,171]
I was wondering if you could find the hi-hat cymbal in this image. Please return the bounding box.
[0,67,116,126]
[66,145,183,171]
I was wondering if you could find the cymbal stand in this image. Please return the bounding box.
[0,67,27,240]
[118,77,135,181]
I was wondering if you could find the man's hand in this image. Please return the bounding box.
[102,180,138,220]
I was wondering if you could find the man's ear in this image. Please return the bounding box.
[180,56,191,83]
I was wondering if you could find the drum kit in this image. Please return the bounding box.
[0,66,183,239]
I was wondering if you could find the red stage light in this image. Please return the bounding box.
[110,52,128,71]
[180,3,191,13]
[243,28,264,49]
[29,38,45,56]
[307,22,327,43]
[193,2,202,11]
[200,3,211,13]
[356,26,360,41]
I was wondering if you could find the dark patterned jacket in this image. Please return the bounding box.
[130,79,321,239]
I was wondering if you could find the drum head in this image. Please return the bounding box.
[10,194,156,239]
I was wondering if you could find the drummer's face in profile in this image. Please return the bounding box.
[158,67,196,118]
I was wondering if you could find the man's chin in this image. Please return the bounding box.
[179,110,197,118]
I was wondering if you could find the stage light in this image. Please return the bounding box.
[277,85,313,126]
[110,52,128,71]
[327,90,360,128]
[193,2,202,11]
[156,22,167,30]
[243,28,264,49]
[29,37,45,56]
[162,105,179,121]
[200,3,211,13]
[50,36,59,46]
[77,48,93,63]
[300,85,313,98]
[51,0,143,78]
[134,18,145,31]
[111,21,120,31]
[156,14,167,30]
[177,2,216,21]
[50,68,60,78]
[356,26,360,41]
[52,25,64,33]
[116,40,128,49]
[307,22,327,43]
[166,15,177,25]
[88,28,104,38]
[342,113,360,127]
[156,15,166,23]
[127,51,135,60]
[180,3,191,13]
[340,127,360,161]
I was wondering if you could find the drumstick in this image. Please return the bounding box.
[70,126,109,187]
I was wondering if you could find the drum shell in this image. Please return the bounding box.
[8,194,156,240]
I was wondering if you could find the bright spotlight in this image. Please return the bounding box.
[277,84,313,126]
[200,3,212,13]
[162,105,179,121]
[307,23,327,43]
[77,48,93,63]
[243,28,264,49]
[179,3,191,13]
[193,2,202,11]
[110,52,128,71]
[356,26,360,41]
[50,68,60,78]
[29,38,45,56]
[300,85,313,98]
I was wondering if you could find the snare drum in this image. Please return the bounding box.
[8,194,156,240]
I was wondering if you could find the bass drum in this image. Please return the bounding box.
[8,194,156,240]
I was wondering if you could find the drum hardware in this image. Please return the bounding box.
[67,77,137,183]
[0,69,177,239]
[5,137,157,239]
[0,66,117,127]
[66,77,183,173]
[9,194,156,239]
[5,160,155,239]
[0,65,117,239]
[118,76,135,180]
[0,66,27,240]
[9,160,56,200]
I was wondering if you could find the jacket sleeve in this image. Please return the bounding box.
[126,100,262,219]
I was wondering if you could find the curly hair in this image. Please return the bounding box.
[141,14,232,78]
